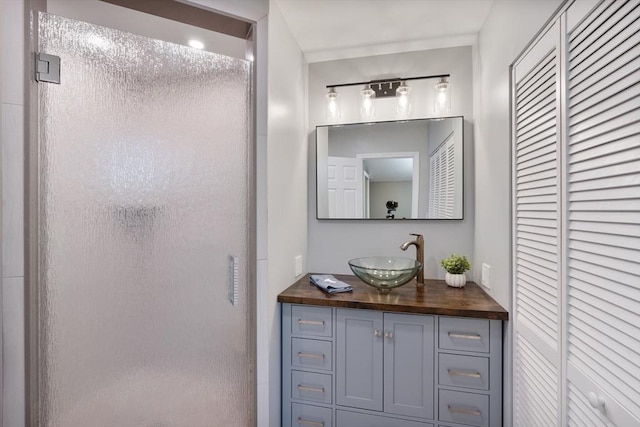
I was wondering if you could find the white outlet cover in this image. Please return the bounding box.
[482,263,491,289]
[295,255,303,277]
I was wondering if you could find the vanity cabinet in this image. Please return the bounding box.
[336,309,434,419]
[279,276,508,427]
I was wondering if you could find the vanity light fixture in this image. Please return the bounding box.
[325,87,341,121]
[325,74,450,121]
[360,84,376,120]
[434,76,451,114]
[396,81,411,118]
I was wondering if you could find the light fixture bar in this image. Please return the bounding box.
[326,74,450,90]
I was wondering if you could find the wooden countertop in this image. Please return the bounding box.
[277,274,509,320]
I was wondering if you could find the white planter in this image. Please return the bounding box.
[445,272,467,288]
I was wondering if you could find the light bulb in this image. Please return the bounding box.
[361,85,375,120]
[188,39,205,49]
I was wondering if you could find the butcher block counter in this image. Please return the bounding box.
[277,273,508,320]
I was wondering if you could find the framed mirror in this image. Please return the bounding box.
[316,116,463,220]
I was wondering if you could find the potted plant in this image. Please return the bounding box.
[440,254,471,288]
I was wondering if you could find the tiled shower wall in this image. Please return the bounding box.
[1,0,26,426]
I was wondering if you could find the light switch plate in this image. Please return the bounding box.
[482,263,491,289]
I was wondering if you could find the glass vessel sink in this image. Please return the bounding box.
[348,257,423,293]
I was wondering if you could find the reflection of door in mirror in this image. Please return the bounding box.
[327,156,362,218]
[363,171,371,219]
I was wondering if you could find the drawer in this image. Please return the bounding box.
[292,305,333,337]
[439,317,490,353]
[336,410,433,427]
[292,338,333,371]
[292,370,332,404]
[292,403,332,427]
[439,389,490,427]
[439,353,490,390]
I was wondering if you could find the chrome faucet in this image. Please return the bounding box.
[400,233,424,286]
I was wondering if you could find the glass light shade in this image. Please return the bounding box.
[325,87,341,121]
[360,85,375,120]
[396,81,411,118]
[434,77,451,114]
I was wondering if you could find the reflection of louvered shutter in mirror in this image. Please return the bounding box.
[512,1,640,425]
[428,132,461,219]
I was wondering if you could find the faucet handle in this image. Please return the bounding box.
[410,233,423,238]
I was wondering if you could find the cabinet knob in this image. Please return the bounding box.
[384,331,393,340]
[588,392,605,409]
[374,329,382,337]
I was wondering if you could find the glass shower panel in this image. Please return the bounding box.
[37,12,252,426]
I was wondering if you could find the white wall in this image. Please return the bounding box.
[473,0,562,309]
[308,47,475,279]
[265,1,308,426]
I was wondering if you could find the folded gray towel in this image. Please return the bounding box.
[310,274,353,294]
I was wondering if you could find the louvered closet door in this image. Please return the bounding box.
[512,21,562,427]
[565,0,640,425]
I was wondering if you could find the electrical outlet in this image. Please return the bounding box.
[482,263,491,289]
[295,255,303,277]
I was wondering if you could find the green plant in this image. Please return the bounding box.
[440,254,471,274]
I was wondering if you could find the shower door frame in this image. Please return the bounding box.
[23,1,258,425]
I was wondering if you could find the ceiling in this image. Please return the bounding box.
[276,0,495,62]
[364,158,414,182]
[47,0,494,63]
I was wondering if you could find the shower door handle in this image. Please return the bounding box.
[229,255,239,306]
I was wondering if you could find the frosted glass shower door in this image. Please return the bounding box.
[34,13,253,426]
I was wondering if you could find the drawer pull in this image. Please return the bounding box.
[448,332,482,340]
[297,352,325,360]
[297,385,324,394]
[384,331,393,340]
[297,418,324,427]
[374,329,382,337]
[448,369,481,379]
[448,405,481,416]
[297,319,325,326]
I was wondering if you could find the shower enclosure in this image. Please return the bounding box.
[27,12,254,426]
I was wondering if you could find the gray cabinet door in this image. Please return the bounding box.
[383,313,434,419]
[336,309,383,411]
